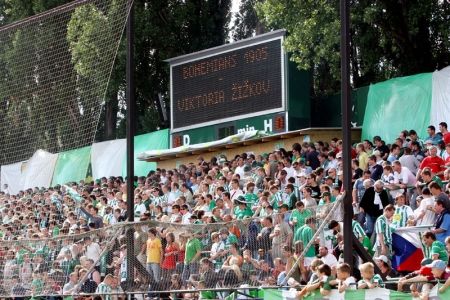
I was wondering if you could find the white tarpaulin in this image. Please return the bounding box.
[138,130,268,160]
[91,139,127,179]
[431,66,450,129]
[0,161,25,195]
[21,149,58,190]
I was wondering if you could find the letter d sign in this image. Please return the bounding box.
[183,135,191,146]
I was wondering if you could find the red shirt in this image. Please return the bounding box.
[420,156,445,175]
[443,132,450,145]
[162,243,178,270]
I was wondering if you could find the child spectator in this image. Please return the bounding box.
[358,262,383,289]
[335,263,356,293]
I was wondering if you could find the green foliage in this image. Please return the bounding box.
[257,0,450,95]
[232,0,265,41]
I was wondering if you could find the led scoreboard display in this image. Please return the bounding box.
[169,32,285,132]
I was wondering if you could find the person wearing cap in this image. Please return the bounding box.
[233,196,253,220]
[373,204,395,258]
[392,193,414,228]
[398,260,449,296]
[374,255,398,281]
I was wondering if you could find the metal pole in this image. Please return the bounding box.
[340,0,353,268]
[126,0,135,290]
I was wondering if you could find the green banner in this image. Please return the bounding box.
[122,129,169,177]
[51,146,91,186]
[362,73,432,142]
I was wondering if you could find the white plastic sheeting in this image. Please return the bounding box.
[431,66,450,129]
[138,130,268,160]
[91,139,126,179]
[0,161,25,195]
[21,150,58,190]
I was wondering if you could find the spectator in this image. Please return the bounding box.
[422,231,448,262]
[432,199,450,244]
[360,180,390,237]
[358,262,383,289]
[373,204,395,257]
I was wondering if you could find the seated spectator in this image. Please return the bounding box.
[358,262,383,289]
[334,263,356,293]
[422,231,448,262]
[398,260,449,298]
[432,199,450,244]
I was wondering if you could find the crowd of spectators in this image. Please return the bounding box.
[1,122,450,299]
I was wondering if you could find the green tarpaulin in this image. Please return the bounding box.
[122,129,169,177]
[362,73,432,142]
[51,146,91,186]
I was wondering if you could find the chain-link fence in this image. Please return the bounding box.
[0,201,342,298]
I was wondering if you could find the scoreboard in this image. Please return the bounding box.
[168,30,286,133]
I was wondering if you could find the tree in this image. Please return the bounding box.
[232,0,266,41]
[257,0,450,96]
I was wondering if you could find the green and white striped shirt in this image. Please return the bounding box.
[358,273,384,288]
[352,220,366,240]
[392,205,413,228]
[374,215,393,247]
[96,282,112,300]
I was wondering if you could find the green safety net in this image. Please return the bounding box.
[122,129,169,177]
[51,146,92,186]
[361,73,432,142]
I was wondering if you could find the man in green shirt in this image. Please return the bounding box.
[234,198,253,219]
[182,232,202,282]
[289,201,312,233]
[285,184,298,209]
[294,217,316,267]
[244,182,259,209]
[422,231,448,262]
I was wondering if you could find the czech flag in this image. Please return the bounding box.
[391,229,425,272]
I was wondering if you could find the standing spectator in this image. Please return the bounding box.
[373,136,389,160]
[294,217,316,268]
[181,232,202,282]
[414,188,437,225]
[161,232,179,281]
[399,147,420,175]
[360,180,390,237]
[368,155,383,181]
[146,228,163,284]
[428,182,450,211]
[305,143,320,170]
[289,201,312,233]
[83,237,101,268]
[373,204,395,257]
[392,193,414,228]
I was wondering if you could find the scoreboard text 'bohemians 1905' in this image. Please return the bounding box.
[170,37,284,131]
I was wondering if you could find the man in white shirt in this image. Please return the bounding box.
[234,157,246,178]
[83,237,101,266]
[414,188,438,226]
[318,246,338,269]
